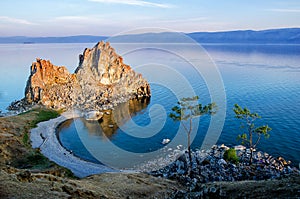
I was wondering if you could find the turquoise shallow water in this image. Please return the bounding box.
[0,43,299,168]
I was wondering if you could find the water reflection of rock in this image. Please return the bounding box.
[57,118,74,130]
[83,98,150,138]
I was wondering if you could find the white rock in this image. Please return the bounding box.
[234,145,246,151]
[84,111,103,121]
[218,159,227,165]
[173,149,181,155]
[220,144,230,150]
[256,151,262,158]
[162,138,170,144]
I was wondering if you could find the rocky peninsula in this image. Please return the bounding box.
[9,41,150,113]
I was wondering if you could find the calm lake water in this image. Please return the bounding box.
[0,43,299,169]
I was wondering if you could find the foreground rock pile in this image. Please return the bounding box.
[151,145,299,187]
[9,41,150,112]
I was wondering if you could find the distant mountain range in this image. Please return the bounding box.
[188,28,300,44]
[0,28,299,44]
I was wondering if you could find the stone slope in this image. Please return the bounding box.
[10,41,150,111]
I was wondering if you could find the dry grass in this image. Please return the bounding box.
[0,108,73,176]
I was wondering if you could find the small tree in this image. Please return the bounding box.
[233,104,271,164]
[169,96,217,168]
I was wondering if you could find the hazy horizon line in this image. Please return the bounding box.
[1,27,299,38]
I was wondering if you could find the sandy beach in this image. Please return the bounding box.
[30,110,118,178]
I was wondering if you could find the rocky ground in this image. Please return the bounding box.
[170,175,300,198]
[151,145,299,182]
[0,109,299,198]
[0,170,180,199]
[150,145,300,198]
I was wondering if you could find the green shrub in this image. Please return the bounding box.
[223,148,239,164]
[13,151,52,169]
[29,109,60,128]
[19,109,60,148]
[35,109,60,122]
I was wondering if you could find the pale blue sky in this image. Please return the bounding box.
[0,0,299,36]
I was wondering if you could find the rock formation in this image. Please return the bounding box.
[10,41,150,111]
[74,41,150,110]
[24,59,79,109]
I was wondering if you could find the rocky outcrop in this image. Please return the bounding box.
[10,41,150,111]
[74,41,150,110]
[24,59,79,109]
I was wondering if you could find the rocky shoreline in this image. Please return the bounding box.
[150,144,299,197]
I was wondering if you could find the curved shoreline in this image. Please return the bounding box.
[30,110,118,178]
[55,119,102,165]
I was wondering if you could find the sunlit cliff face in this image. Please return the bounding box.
[22,41,150,110]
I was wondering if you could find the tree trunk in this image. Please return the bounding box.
[187,118,193,176]
[188,133,192,164]
[249,130,253,165]
[250,147,253,165]
[187,132,192,176]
